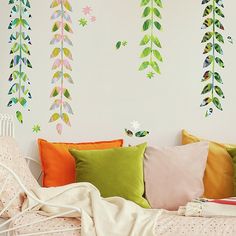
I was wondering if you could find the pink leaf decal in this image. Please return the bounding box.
[63,12,72,23]
[63,101,73,114]
[91,16,96,22]
[63,35,73,46]
[50,34,63,45]
[63,59,72,70]
[52,59,62,70]
[50,99,61,110]
[51,10,62,19]
[56,123,63,135]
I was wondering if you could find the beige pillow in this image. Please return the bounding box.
[144,142,209,210]
[0,137,39,218]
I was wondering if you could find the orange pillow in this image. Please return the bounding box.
[182,130,235,199]
[38,138,123,187]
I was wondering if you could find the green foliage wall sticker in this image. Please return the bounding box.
[49,0,74,135]
[7,0,32,124]
[116,41,128,50]
[139,0,163,79]
[200,0,226,117]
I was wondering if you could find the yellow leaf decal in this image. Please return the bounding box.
[50,48,61,58]
[63,48,73,60]
[49,113,60,122]
[63,0,72,11]
[61,113,71,126]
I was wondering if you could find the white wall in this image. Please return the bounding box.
[1,0,236,160]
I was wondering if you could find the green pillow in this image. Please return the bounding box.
[227,148,236,196]
[69,143,150,208]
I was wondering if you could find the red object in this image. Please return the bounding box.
[210,198,236,206]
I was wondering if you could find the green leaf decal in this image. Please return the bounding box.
[214,43,223,55]
[200,97,212,107]
[154,0,162,7]
[215,32,224,43]
[150,61,160,74]
[19,97,27,107]
[214,72,223,84]
[215,19,224,30]
[203,5,213,17]
[205,108,213,117]
[214,86,225,98]
[63,89,71,100]
[201,32,213,43]
[139,0,163,78]
[152,49,163,61]
[16,111,23,124]
[202,71,212,82]
[7,98,18,107]
[143,6,151,17]
[154,21,161,30]
[151,35,161,48]
[8,83,19,94]
[215,0,224,8]
[143,19,152,31]
[201,18,213,29]
[139,61,149,71]
[215,7,224,18]
[10,42,20,54]
[141,0,150,6]
[202,0,210,4]
[21,43,30,55]
[153,8,161,18]
[215,57,224,68]
[116,41,122,49]
[140,35,150,45]
[203,55,214,67]
[125,129,134,137]
[213,97,223,110]
[140,47,152,58]
[203,42,212,54]
[50,87,60,97]
[201,83,212,94]
[135,131,150,137]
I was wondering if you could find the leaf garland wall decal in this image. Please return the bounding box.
[200,0,225,117]
[139,0,163,79]
[49,0,74,135]
[8,0,32,124]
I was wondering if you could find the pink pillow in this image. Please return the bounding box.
[0,137,39,218]
[144,142,209,210]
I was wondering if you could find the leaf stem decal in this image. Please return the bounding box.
[8,0,32,123]
[139,0,163,79]
[201,0,225,117]
[49,0,73,134]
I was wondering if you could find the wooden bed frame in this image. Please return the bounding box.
[0,114,81,235]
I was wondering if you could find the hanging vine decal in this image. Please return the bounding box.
[7,0,32,124]
[139,0,163,79]
[49,0,73,135]
[200,0,225,117]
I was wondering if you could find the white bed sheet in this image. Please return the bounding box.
[0,217,10,236]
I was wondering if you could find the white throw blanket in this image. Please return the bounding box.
[22,182,161,236]
[178,199,236,218]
